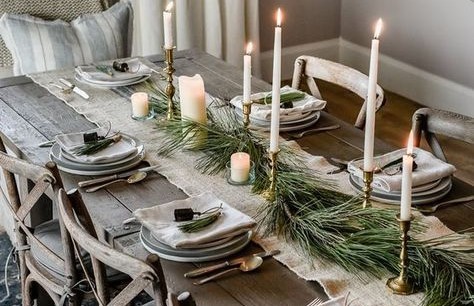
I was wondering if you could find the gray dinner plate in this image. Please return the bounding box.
[140,226,252,258]
[50,133,143,170]
[75,73,150,88]
[349,174,452,205]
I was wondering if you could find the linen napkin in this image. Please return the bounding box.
[347,148,456,192]
[75,58,152,82]
[230,86,326,121]
[55,127,137,163]
[133,192,256,248]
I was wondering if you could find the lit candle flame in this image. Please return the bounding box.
[276,8,282,27]
[374,18,383,39]
[246,42,253,55]
[165,1,174,12]
[407,130,414,155]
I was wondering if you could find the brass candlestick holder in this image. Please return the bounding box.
[386,214,416,295]
[163,47,176,120]
[263,150,279,202]
[242,100,252,128]
[362,170,373,208]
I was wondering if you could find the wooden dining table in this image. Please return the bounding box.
[0,49,472,305]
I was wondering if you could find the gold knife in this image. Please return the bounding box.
[77,165,159,188]
[184,249,280,278]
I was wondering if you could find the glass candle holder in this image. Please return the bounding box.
[226,161,255,186]
[131,92,155,121]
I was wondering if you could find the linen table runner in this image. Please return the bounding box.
[28,60,455,305]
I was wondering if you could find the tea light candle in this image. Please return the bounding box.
[131,92,149,117]
[179,74,207,124]
[230,152,251,182]
[400,131,414,221]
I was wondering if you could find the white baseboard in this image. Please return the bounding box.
[259,37,474,116]
[260,38,339,83]
[339,38,474,117]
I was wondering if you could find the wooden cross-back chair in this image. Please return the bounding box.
[412,108,474,162]
[57,188,175,306]
[291,55,386,129]
[0,138,78,305]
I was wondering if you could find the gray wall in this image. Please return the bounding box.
[259,0,341,51]
[341,0,474,89]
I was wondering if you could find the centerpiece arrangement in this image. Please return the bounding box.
[125,5,473,306]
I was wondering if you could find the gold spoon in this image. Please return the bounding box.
[85,172,147,193]
[194,256,263,285]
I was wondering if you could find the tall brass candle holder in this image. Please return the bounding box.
[362,170,373,208]
[386,214,416,295]
[263,150,279,202]
[163,47,176,120]
[242,101,252,128]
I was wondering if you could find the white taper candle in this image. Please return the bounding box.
[243,43,253,103]
[363,18,383,171]
[163,2,174,49]
[400,131,414,221]
[269,8,282,153]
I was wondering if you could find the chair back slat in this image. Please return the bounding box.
[0,142,78,304]
[412,108,474,161]
[292,55,385,129]
[57,189,169,305]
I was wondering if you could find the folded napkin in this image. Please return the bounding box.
[55,127,137,163]
[133,192,256,248]
[348,148,456,192]
[230,86,326,121]
[75,58,152,82]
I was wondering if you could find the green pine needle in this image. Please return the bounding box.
[72,134,121,156]
[152,87,474,306]
[178,205,223,233]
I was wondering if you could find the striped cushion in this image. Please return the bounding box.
[0,1,132,75]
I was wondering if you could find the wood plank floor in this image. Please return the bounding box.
[284,79,474,185]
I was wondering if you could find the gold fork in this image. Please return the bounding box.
[415,195,474,213]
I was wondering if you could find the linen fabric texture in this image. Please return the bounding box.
[0,1,133,75]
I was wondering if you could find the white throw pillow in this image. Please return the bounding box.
[0,1,133,75]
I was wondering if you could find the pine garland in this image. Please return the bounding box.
[139,79,473,306]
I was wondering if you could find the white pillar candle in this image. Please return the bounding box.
[400,131,414,221]
[269,8,282,153]
[131,92,149,117]
[163,2,174,49]
[363,18,383,171]
[230,152,251,182]
[178,74,207,124]
[243,42,253,103]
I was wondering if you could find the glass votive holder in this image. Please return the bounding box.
[131,92,155,121]
[226,161,255,186]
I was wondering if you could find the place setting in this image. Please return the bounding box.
[48,125,145,176]
[347,147,456,205]
[75,58,154,88]
[230,85,327,132]
[133,192,258,263]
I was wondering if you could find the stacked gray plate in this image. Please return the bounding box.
[49,134,145,176]
[75,72,150,88]
[349,174,452,205]
[234,108,321,132]
[140,226,252,262]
